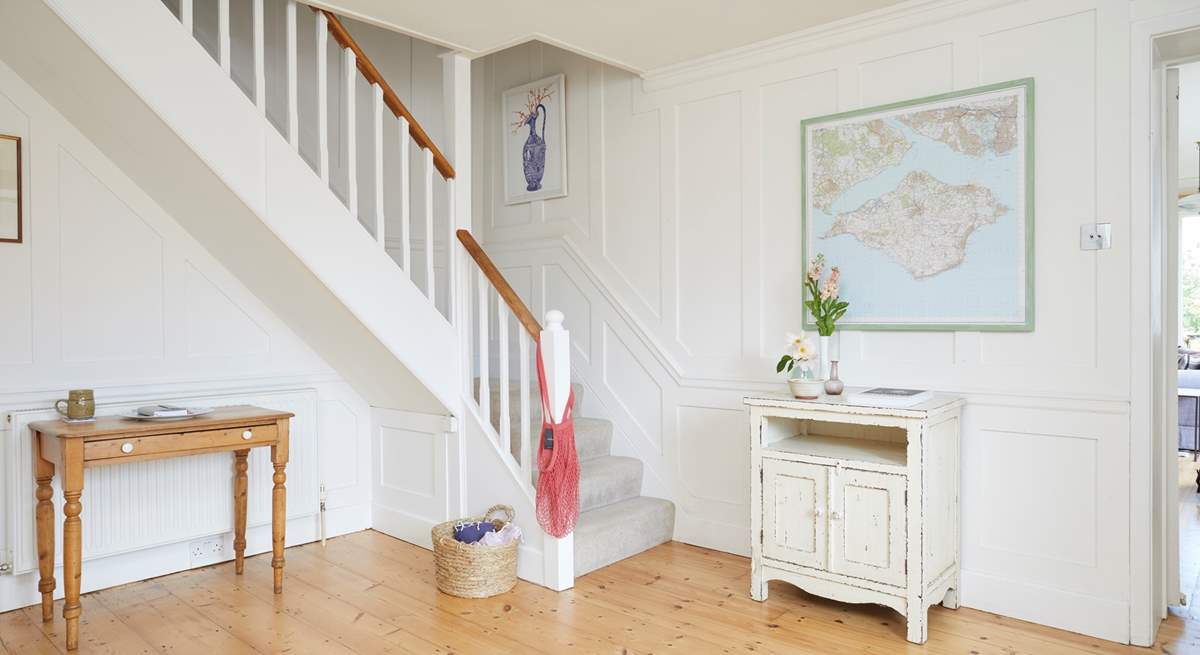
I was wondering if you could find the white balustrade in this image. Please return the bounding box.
[519,330,532,483]
[498,305,511,455]
[398,116,412,276]
[316,11,329,183]
[344,48,358,219]
[218,0,230,74]
[373,84,385,244]
[423,148,435,303]
[253,0,265,115]
[477,269,490,424]
[286,0,298,149]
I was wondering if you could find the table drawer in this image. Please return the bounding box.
[84,424,279,462]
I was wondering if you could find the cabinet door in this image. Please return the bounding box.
[830,468,907,587]
[762,458,829,569]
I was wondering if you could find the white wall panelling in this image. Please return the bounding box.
[0,56,372,612]
[474,0,1146,640]
[370,407,454,549]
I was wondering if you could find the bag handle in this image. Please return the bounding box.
[482,504,515,525]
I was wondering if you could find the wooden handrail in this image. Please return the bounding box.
[456,230,541,339]
[314,8,455,180]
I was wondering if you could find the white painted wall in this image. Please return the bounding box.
[0,58,373,612]
[473,0,1145,642]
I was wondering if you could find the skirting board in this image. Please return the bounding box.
[960,570,1130,644]
[0,504,370,614]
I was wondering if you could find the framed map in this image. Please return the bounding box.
[802,78,1034,331]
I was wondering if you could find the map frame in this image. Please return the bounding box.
[800,77,1035,332]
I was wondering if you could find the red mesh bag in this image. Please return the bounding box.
[534,341,579,537]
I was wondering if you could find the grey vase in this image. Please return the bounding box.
[824,361,844,395]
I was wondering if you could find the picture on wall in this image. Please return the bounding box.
[502,73,566,204]
[802,78,1034,331]
[0,134,20,243]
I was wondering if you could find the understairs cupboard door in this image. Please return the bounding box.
[762,458,828,570]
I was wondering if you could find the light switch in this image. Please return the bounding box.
[1080,223,1111,250]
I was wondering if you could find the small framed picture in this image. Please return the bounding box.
[0,134,21,244]
[502,73,567,204]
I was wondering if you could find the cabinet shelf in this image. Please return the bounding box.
[763,434,907,468]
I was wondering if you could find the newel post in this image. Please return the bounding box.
[540,309,574,590]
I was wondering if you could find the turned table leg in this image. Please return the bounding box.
[233,450,249,574]
[60,440,84,651]
[271,418,289,594]
[34,432,55,623]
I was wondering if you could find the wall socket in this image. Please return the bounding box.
[188,537,226,566]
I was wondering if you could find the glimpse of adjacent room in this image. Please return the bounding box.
[1177,53,1200,615]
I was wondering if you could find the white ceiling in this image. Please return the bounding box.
[312,0,914,74]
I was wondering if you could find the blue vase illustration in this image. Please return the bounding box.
[522,104,547,192]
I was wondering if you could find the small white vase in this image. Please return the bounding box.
[819,335,831,381]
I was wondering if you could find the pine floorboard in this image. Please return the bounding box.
[1,530,1194,654]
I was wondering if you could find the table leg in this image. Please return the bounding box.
[34,432,55,623]
[271,418,289,594]
[233,450,249,574]
[60,440,84,651]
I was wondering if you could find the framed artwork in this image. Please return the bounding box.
[0,134,20,243]
[502,73,566,204]
[802,78,1034,331]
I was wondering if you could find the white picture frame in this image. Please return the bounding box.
[502,73,567,204]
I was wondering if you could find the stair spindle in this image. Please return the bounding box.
[519,330,532,483]
[499,306,512,456]
[344,48,358,218]
[316,11,329,183]
[181,0,192,33]
[286,0,298,149]
[477,268,490,425]
[253,0,265,115]
[218,0,230,75]
[398,116,412,276]
[424,148,435,303]
[373,84,385,244]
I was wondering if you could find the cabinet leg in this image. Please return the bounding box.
[750,567,768,602]
[34,435,55,623]
[942,586,960,610]
[233,450,249,574]
[905,607,928,644]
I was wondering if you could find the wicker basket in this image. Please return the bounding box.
[431,504,518,598]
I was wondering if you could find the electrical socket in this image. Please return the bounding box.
[188,537,226,566]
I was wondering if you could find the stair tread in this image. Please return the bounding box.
[536,455,643,513]
[574,496,676,576]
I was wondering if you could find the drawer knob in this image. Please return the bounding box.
[121,442,134,454]
[242,430,253,440]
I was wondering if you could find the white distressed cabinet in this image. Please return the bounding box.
[745,391,962,644]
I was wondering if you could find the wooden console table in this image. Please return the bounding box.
[29,405,294,651]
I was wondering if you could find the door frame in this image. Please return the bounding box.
[1131,6,1200,647]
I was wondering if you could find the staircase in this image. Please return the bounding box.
[484,382,675,576]
[4,0,674,589]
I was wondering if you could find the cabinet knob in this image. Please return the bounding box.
[813,507,823,517]
[830,510,842,521]
[242,429,253,440]
[121,442,134,454]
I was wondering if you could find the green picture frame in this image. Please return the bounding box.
[800,77,1035,332]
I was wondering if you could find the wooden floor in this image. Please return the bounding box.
[1,530,1195,654]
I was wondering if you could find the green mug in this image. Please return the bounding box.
[56,389,95,420]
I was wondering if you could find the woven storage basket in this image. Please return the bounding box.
[431,504,518,598]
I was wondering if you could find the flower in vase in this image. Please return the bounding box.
[821,266,841,300]
[806,254,825,283]
[786,332,816,361]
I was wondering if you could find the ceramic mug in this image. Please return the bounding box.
[56,389,95,420]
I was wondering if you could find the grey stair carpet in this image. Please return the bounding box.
[475,379,676,578]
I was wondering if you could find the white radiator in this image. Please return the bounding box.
[3,388,318,575]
